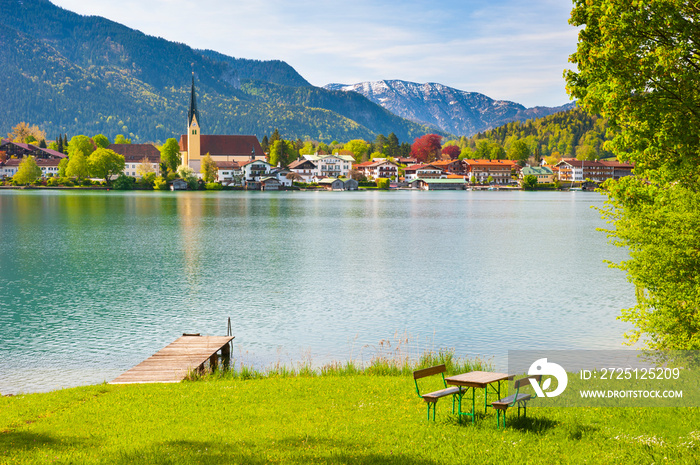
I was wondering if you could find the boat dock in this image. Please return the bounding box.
[110,334,234,385]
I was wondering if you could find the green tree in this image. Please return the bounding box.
[57,158,68,177]
[489,143,506,160]
[269,140,296,167]
[521,174,538,190]
[576,145,597,161]
[344,139,369,163]
[566,0,700,350]
[67,135,96,159]
[160,138,181,173]
[13,156,42,184]
[93,134,110,148]
[299,141,315,156]
[88,148,126,186]
[200,153,217,183]
[114,134,131,144]
[66,151,89,180]
[508,140,530,162]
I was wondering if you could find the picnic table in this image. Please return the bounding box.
[445,371,511,424]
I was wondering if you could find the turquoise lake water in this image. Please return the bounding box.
[0,190,635,394]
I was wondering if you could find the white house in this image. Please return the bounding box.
[240,159,272,188]
[302,153,354,178]
[108,144,161,178]
[287,158,317,182]
[216,161,242,186]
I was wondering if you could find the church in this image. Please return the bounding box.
[178,75,265,171]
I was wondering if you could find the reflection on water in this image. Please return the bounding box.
[0,190,635,394]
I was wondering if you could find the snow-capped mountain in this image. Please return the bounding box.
[324,80,575,136]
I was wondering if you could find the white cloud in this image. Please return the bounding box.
[51,0,578,106]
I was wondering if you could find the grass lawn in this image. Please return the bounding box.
[1,375,698,464]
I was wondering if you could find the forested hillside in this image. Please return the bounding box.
[0,0,434,144]
[448,108,613,163]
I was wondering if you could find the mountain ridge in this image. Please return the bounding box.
[325,80,575,136]
[0,0,437,143]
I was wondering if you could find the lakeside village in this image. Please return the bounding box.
[1,79,634,192]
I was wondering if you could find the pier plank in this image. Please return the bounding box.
[109,335,234,385]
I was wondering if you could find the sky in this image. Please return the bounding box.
[50,0,579,108]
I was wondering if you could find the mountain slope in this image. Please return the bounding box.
[325,80,575,137]
[0,0,433,143]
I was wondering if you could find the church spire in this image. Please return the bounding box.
[188,73,200,127]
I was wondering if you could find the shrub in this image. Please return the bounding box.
[47,177,60,187]
[376,178,390,190]
[205,182,223,190]
[112,174,135,190]
[137,172,157,189]
[153,176,169,190]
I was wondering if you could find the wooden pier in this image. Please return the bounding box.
[110,334,234,385]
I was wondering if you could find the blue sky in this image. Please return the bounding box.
[51,0,578,107]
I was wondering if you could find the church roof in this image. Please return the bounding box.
[178,135,264,157]
[188,75,201,127]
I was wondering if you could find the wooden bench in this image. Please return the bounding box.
[413,365,462,421]
[491,375,542,428]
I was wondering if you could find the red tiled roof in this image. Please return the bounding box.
[108,144,160,163]
[464,159,514,167]
[37,147,67,159]
[179,135,264,157]
[3,158,60,167]
[215,161,240,170]
[599,160,634,168]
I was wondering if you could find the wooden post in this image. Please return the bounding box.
[221,341,231,370]
[209,353,218,372]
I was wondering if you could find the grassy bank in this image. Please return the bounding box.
[1,372,698,464]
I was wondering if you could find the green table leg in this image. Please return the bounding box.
[472,387,475,425]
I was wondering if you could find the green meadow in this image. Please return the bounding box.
[1,360,698,465]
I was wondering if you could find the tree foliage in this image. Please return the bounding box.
[566,0,700,350]
[410,134,442,163]
[67,135,95,159]
[160,138,181,173]
[441,145,461,160]
[93,134,110,148]
[200,153,217,183]
[66,151,89,180]
[268,140,297,167]
[88,148,125,186]
[344,139,369,163]
[8,122,46,144]
[13,155,42,184]
[521,174,538,191]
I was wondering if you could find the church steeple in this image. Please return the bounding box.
[188,73,200,128]
[184,72,201,169]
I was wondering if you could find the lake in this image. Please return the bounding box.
[0,189,635,394]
